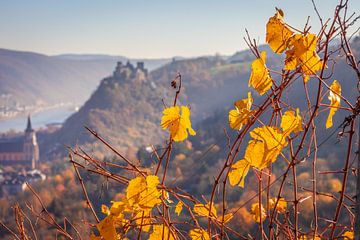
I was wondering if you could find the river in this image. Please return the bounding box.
[0,107,75,132]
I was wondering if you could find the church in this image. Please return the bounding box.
[0,116,39,169]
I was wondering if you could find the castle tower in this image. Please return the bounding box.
[113,61,123,79]
[23,116,39,169]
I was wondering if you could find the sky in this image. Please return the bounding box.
[0,0,359,58]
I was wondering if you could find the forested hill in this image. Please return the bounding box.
[46,63,167,157]
[43,39,360,158]
[42,47,280,157]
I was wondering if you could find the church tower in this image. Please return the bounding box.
[23,116,39,169]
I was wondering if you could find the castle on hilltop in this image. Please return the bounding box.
[0,116,39,169]
[113,61,148,81]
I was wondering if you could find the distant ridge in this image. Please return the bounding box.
[0,48,172,110]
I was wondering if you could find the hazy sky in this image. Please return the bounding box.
[0,0,359,58]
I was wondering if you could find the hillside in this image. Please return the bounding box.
[43,55,251,156]
[149,49,283,121]
[41,47,292,157]
[46,62,167,156]
[0,49,171,110]
[43,40,360,159]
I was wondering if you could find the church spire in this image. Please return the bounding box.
[25,115,33,133]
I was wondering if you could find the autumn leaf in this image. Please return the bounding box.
[221,213,234,224]
[250,203,266,223]
[229,92,254,130]
[193,202,217,218]
[97,216,117,240]
[228,159,250,188]
[109,200,131,216]
[249,51,273,95]
[189,228,210,240]
[342,231,354,239]
[193,202,233,224]
[266,9,294,53]
[161,106,196,142]
[98,201,131,235]
[229,127,287,188]
[285,34,324,82]
[126,175,162,210]
[326,80,341,128]
[175,201,183,216]
[149,224,176,240]
[299,235,320,240]
[269,197,287,213]
[101,204,110,216]
[246,126,287,169]
[134,209,152,232]
[89,233,102,240]
[280,109,303,136]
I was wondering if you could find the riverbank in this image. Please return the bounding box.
[0,104,77,132]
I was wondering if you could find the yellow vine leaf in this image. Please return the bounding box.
[96,216,117,240]
[89,233,101,240]
[98,201,130,237]
[228,159,250,188]
[269,197,287,213]
[250,203,266,223]
[193,202,233,224]
[161,105,196,142]
[266,9,294,53]
[134,209,152,232]
[326,80,341,129]
[109,200,131,216]
[101,204,110,216]
[175,201,183,216]
[221,213,234,224]
[246,126,287,169]
[189,228,210,240]
[229,127,287,187]
[342,231,354,239]
[285,34,324,82]
[229,92,254,130]
[162,190,173,204]
[248,51,273,95]
[149,224,176,240]
[280,109,303,136]
[299,234,321,239]
[193,202,217,218]
[126,175,161,210]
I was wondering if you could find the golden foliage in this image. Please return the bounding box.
[149,224,176,240]
[97,216,117,240]
[247,126,287,170]
[269,197,287,213]
[326,80,341,128]
[250,203,266,223]
[189,228,210,240]
[284,34,324,82]
[266,9,294,53]
[228,159,250,188]
[342,231,354,239]
[126,175,162,210]
[280,109,303,136]
[248,51,273,95]
[229,92,254,130]
[193,202,217,218]
[193,202,233,223]
[175,201,183,216]
[161,106,196,142]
